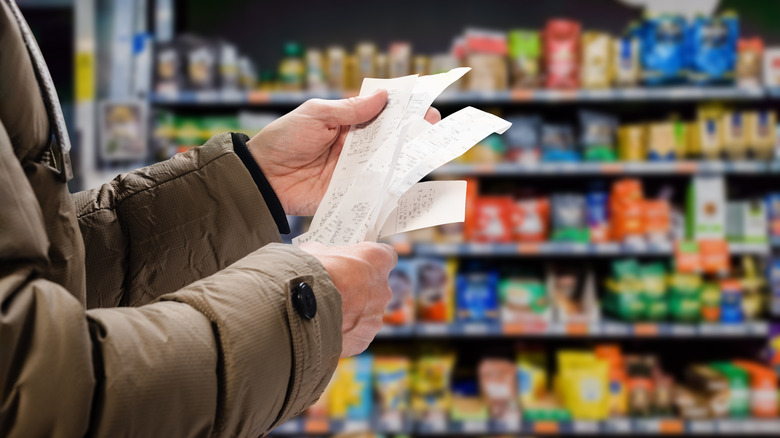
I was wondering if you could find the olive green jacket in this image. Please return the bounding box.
[0,1,341,436]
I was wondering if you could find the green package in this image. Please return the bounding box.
[709,362,750,418]
[643,299,668,321]
[175,116,203,150]
[640,262,668,300]
[508,30,541,88]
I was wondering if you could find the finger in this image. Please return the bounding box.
[424,106,441,124]
[323,89,388,127]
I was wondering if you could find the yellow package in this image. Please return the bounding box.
[746,110,777,160]
[355,42,377,83]
[618,124,646,161]
[345,55,359,91]
[647,122,676,160]
[673,121,689,159]
[517,350,548,406]
[581,32,613,89]
[694,106,724,160]
[722,111,749,160]
[374,357,411,420]
[326,46,346,91]
[329,356,373,419]
[612,35,641,87]
[557,351,610,420]
[412,354,455,419]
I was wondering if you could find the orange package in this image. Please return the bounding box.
[643,200,671,237]
[699,239,730,275]
[463,178,480,241]
[733,361,779,418]
[609,179,645,241]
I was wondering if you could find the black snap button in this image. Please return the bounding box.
[292,282,317,320]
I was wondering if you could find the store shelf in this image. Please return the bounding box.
[149,87,767,106]
[411,242,769,257]
[271,417,780,435]
[432,161,772,177]
[376,321,769,338]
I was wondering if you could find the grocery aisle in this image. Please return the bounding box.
[61,0,780,436]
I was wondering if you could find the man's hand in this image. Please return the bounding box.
[247,91,442,216]
[299,241,397,357]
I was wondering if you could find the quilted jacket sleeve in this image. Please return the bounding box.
[71,132,286,309]
[1,123,342,437]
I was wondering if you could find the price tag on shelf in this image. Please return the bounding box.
[462,323,490,336]
[573,421,599,433]
[670,324,697,336]
[634,323,659,336]
[659,419,684,434]
[566,322,589,336]
[248,91,270,103]
[510,89,534,101]
[423,418,447,433]
[303,418,329,434]
[532,421,560,434]
[492,418,521,433]
[674,162,698,173]
[469,243,493,255]
[461,420,488,433]
[689,420,715,434]
[716,419,742,433]
[750,321,769,334]
[517,243,542,254]
[418,324,448,336]
[378,416,403,432]
[343,420,370,432]
[758,419,780,433]
[600,163,624,174]
[605,419,632,433]
[602,322,631,336]
[274,420,300,433]
[636,419,660,433]
[473,163,495,174]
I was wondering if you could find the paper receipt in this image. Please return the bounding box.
[293,68,511,246]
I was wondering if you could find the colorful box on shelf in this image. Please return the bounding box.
[376,321,768,338]
[432,161,772,176]
[271,416,780,435]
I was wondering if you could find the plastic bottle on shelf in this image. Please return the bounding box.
[278,42,305,91]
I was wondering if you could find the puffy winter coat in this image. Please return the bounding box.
[0,1,341,436]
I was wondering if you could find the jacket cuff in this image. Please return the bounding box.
[160,243,342,436]
[231,132,290,234]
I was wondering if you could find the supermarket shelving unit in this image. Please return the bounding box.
[67,1,780,436]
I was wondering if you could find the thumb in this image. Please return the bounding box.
[326,89,388,126]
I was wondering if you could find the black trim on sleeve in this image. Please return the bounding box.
[231,132,291,235]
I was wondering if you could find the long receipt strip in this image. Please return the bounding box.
[293,68,511,246]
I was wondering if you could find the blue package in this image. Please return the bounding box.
[720,283,744,323]
[586,190,609,233]
[456,271,499,322]
[766,193,780,239]
[541,124,578,162]
[346,354,374,420]
[686,13,739,85]
[640,15,687,86]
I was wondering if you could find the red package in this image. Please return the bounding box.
[543,19,581,89]
[512,198,550,242]
[470,197,515,243]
